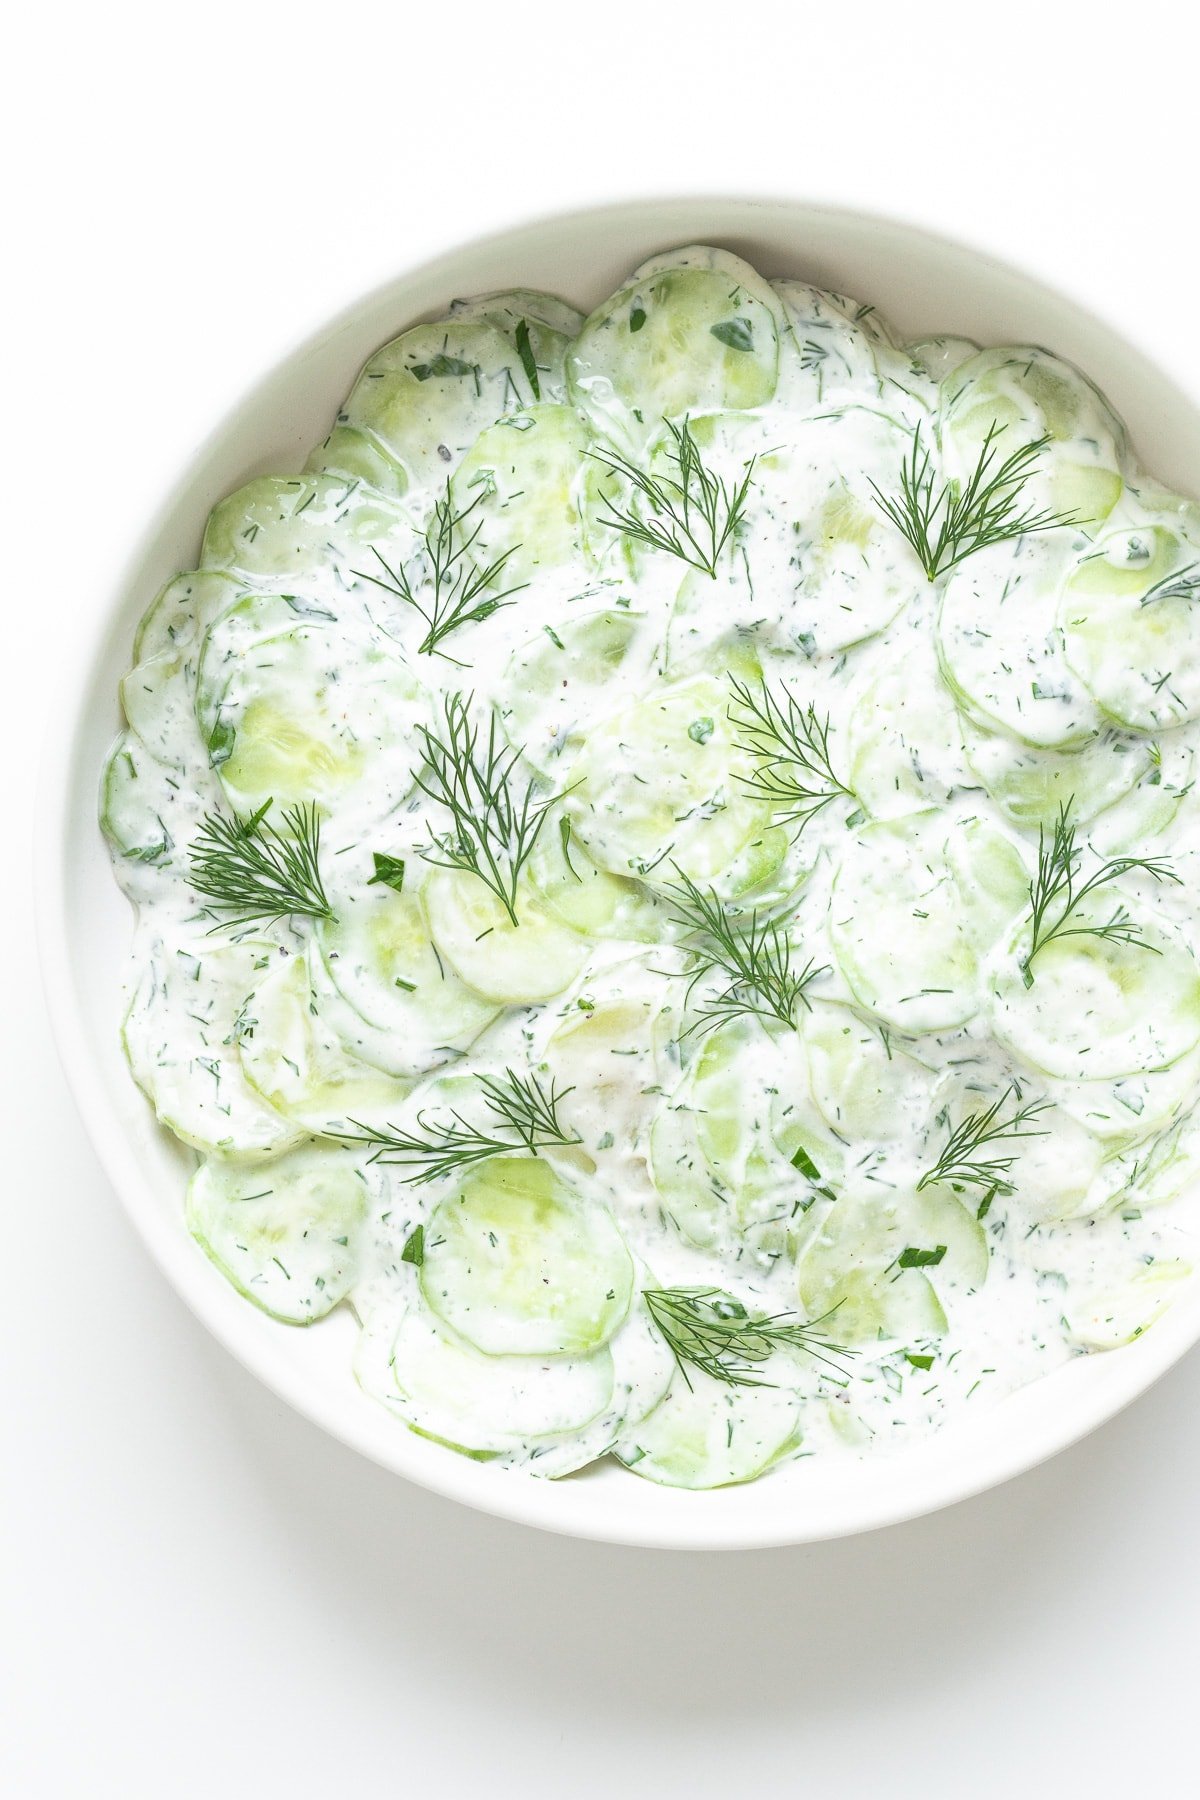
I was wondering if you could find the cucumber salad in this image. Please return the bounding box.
[102,244,1200,1490]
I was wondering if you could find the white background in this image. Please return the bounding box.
[6,3,1200,1794]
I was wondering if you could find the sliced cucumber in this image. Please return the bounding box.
[100,733,178,869]
[186,1142,367,1323]
[847,631,970,817]
[938,345,1126,526]
[569,672,787,898]
[543,984,672,1158]
[304,424,408,499]
[122,940,304,1158]
[567,245,783,449]
[649,1018,842,1262]
[941,814,1029,953]
[1060,521,1200,730]
[1088,738,1195,855]
[200,473,409,588]
[1064,1260,1192,1350]
[132,569,240,665]
[616,1364,803,1490]
[208,617,420,817]
[796,1182,986,1345]
[802,1001,933,1143]
[236,949,411,1134]
[388,1294,615,1454]
[937,534,1103,749]
[341,294,579,489]
[504,606,651,774]
[774,282,893,409]
[316,880,498,1071]
[960,712,1152,829]
[450,404,591,584]
[420,1156,634,1356]
[424,867,589,1004]
[528,825,667,943]
[991,906,1200,1080]
[1051,1043,1200,1145]
[750,407,926,658]
[829,816,981,1032]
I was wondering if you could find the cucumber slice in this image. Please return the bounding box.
[937,534,1103,749]
[101,733,177,869]
[938,345,1126,526]
[1064,1260,1192,1349]
[829,816,981,1032]
[749,407,926,658]
[208,618,420,817]
[796,1182,985,1345]
[186,1143,367,1323]
[569,672,787,899]
[774,282,893,409]
[1051,1043,1200,1145]
[960,712,1152,829]
[388,1295,615,1453]
[236,950,411,1134]
[122,939,304,1158]
[991,1096,1105,1222]
[424,867,589,1004]
[200,473,410,589]
[450,404,591,585]
[528,823,667,943]
[1087,738,1195,855]
[544,984,673,1159]
[421,1156,634,1356]
[941,815,1029,953]
[567,246,782,449]
[802,1001,933,1142]
[504,606,652,774]
[991,907,1200,1080]
[905,335,979,382]
[304,424,408,499]
[120,645,198,769]
[616,1365,803,1490]
[316,881,498,1069]
[132,569,240,665]
[847,631,970,817]
[649,1019,842,1261]
[1060,522,1200,730]
[341,293,580,489]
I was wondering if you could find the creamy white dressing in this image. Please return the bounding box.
[102,244,1200,1490]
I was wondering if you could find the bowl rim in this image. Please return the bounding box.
[38,191,1200,1550]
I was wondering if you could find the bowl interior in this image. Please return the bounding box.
[44,196,1200,1548]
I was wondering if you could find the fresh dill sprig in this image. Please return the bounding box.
[1138,560,1200,608]
[353,484,525,658]
[589,417,755,578]
[414,693,562,925]
[643,1287,852,1389]
[340,1068,579,1184]
[188,800,332,928]
[665,867,827,1033]
[727,675,856,835]
[1021,798,1180,986]
[869,422,1076,581]
[917,1084,1050,1196]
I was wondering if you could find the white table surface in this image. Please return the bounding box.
[7,5,1200,1794]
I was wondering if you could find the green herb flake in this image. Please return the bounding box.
[514,319,540,401]
[711,318,755,353]
[401,1224,425,1266]
[368,852,406,893]
[898,1245,947,1269]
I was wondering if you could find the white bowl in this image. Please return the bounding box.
[40,196,1200,1549]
